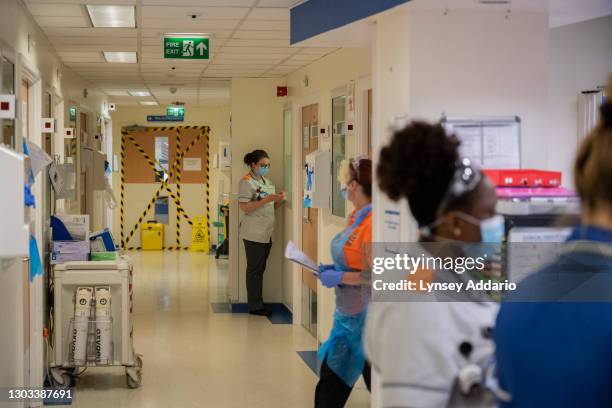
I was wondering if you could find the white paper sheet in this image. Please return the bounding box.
[482,124,520,168]
[285,240,318,275]
[453,125,483,166]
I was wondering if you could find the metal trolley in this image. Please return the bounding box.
[49,258,143,389]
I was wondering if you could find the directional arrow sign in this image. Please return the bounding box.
[164,35,209,60]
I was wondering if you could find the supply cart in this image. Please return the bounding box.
[49,257,143,388]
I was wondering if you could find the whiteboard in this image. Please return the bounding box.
[441,116,521,169]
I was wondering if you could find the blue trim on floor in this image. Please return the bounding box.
[298,350,320,376]
[211,302,293,324]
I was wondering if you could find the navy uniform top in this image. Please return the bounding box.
[495,225,612,407]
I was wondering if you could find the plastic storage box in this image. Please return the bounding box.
[484,169,562,187]
[141,222,163,250]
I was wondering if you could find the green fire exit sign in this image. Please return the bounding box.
[167,106,184,118]
[164,36,209,60]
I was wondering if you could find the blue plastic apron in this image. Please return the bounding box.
[319,204,371,387]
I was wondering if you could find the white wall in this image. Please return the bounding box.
[548,15,612,187]
[110,105,231,248]
[409,8,550,169]
[230,78,285,304]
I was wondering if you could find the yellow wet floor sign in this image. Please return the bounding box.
[191,216,209,252]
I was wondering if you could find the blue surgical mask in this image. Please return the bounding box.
[340,187,348,200]
[257,166,269,177]
[479,215,505,244]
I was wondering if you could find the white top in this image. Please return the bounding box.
[238,172,276,243]
[364,300,498,408]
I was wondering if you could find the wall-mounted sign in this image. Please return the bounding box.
[164,35,209,60]
[41,118,55,133]
[183,157,201,171]
[64,128,75,138]
[0,94,16,119]
[69,107,77,122]
[167,106,185,119]
[147,115,183,122]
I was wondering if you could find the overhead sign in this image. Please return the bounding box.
[69,107,77,122]
[147,115,183,122]
[167,106,185,119]
[0,94,16,119]
[164,35,209,60]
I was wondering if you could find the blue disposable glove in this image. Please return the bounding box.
[319,267,344,288]
[318,263,335,272]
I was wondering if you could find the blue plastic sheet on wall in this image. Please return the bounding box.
[29,235,43,282]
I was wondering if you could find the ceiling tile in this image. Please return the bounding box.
[34,16,89,28]
[257,0,300,6]
[142,0,255,6]
[233,30,289,40]
[221,46,294,55]
[141,18,240,30]
[248,7,289,20]
[224,38,290,47]
[141,6,249,19]
[238,20,289,31]
[49,37,137,46]
[27,4,85,17]
[44,27,136,37]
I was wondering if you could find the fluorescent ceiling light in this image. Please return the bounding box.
[105,90,129,96]
[103,52,137,63]
[87,5,135,28]
[140,101,158,106]
[128,90,151,97]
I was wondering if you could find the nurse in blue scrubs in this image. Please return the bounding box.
[495,85,612,407]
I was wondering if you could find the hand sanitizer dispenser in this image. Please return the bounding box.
[0,145,29,258]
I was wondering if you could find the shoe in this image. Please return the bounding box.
[249,309,272,317]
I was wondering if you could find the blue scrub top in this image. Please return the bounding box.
[495,225,612,408]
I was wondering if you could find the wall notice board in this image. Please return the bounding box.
[441,116,521,169]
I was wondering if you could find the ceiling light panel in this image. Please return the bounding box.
[140,101,158,106]
[128,90,151,97]
[104,51,137,63]
[87,5,136,28]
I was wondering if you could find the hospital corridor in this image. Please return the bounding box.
[1,0,612,407]
[70,251,369,407]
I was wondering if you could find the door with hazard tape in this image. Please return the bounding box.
[120,125,211,250]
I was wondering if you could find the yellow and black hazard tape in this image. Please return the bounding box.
[124,134,192,222]
[120,125,211,250]
[120,132,126,248]
[124,187,163,247]
[176,127,182,247]
[126,246,190,251]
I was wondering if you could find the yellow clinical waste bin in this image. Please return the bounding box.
[141,222,164,250]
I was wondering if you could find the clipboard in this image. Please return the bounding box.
[290,259,319,276]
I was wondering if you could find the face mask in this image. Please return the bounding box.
[257,166,269,177]
[479,215,505,244]
[340,187,348,200]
